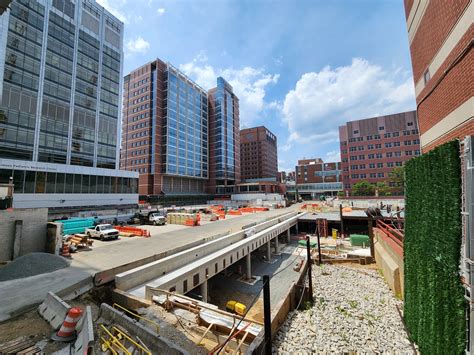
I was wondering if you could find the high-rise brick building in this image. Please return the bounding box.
[240,126,277,181]
[207,77,240,195]
[339,111,420,195]
[121,60,209,197]
[0,0,138,209]
[403,0,473,152]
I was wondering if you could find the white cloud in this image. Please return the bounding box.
[96,0,128,23]
[157,7,165,16]
[180,56,279,127]
[325,150,341,162]
[282,58,416,145]
[126,36,150,54]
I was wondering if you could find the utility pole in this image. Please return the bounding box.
[315,223,322,265]
[263,275,272,355]
[306,236,314,305]
[339,203,345,237]
[368,218,375,262]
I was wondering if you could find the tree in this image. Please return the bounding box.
[388,166,405,195]
[351,180,375,196]
[375,182,392,196]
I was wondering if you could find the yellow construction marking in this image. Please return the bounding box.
[100,324,131,354]
[100,336,118,355]
[113,303,160,333]
[112,326,152,355]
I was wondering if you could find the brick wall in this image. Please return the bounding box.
[408,0,470,83]
[423,119,474,152]
[416,27,473,135]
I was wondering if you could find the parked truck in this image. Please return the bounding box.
[85,224,119,240]
[129,209,167,225]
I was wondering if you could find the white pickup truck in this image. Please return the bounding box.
[86,224,119,240]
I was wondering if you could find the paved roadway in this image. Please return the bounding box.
[0,205,300,321]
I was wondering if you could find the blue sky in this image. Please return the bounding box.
[98,0,416,172]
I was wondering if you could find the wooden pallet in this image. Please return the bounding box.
[0,337,42,354]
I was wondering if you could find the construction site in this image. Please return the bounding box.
[0,197,412,354]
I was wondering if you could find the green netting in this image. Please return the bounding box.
[404,140,465,354]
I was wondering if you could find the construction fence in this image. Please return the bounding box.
[404,140,465,354]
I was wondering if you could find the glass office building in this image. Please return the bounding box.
[207,77,240,194]
[164,65,208,179]
[0,0,138,209]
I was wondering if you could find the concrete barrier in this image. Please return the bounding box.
[73,306,94,355]
[99,303,188,354]
[374,228,404,298]
[37,291,71,330]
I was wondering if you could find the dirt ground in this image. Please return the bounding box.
[0,293,101,353]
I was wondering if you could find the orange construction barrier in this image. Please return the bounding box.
[228,210,242,215]
[114,226,150,237]
[52,307,83,342]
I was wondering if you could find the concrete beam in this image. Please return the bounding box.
[13,220,22,259]
[116,211,299,291]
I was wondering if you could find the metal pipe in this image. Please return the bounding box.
[306,236,314,305]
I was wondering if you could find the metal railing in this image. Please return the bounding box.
[376,219,404,248]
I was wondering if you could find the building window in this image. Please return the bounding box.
[377,172,384,178]
[379,126,384,130]
[353,130,359,134]
[377,163,383,168]
[408,122,414,126]
[376,153,383,159]
[423,69,430,84]
[370,173,376,178]
[369,163,375,168]
[366,135,373,140]
[193,273,199,287]
[393,132,400,137]
[386,152,393,158]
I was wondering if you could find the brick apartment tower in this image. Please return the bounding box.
[121,60,209,197]
[339,111,420,195]
[240,126,278,181]
[403,1,473,152]
[207,77,240,195]
[294,158,342,199]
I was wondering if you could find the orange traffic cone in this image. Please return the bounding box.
[61,242,71,257]
[51,307,83,342]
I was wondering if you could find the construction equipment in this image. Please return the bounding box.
[226,300,246,316]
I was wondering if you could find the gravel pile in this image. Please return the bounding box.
[0,253,70,281]
[273,264,415,354]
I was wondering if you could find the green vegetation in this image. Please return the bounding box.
[388,166,405,195]
[404,140,465,355]
[351,180,375,196]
